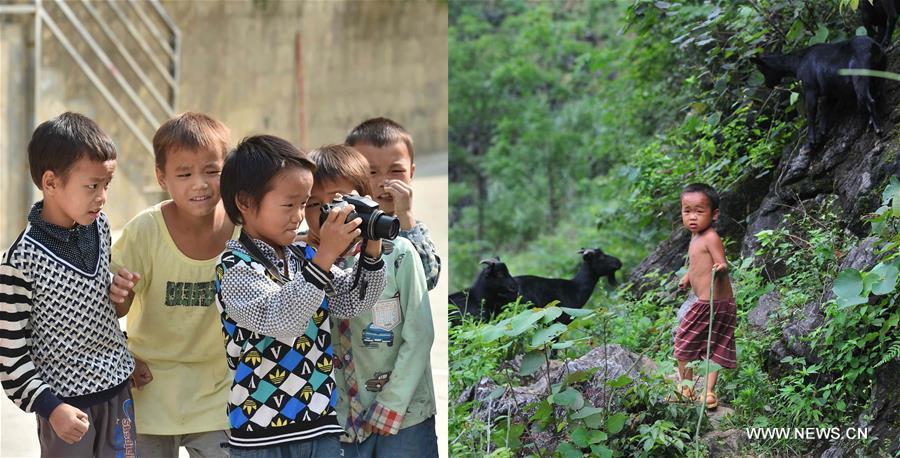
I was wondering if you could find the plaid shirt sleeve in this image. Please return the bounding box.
[400,220,441,290]
[362,400,404,435]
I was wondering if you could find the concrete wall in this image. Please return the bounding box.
[0,15,36,248]
[0,0,447,248]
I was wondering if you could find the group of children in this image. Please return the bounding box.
[0,111,440,458]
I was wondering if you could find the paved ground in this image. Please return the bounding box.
[0,152,449,457]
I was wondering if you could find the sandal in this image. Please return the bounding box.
[706,392,718,409]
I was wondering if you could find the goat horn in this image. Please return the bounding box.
[479,257,500,265]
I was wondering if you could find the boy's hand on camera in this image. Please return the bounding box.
[49,403,90,444]
[712,263,728,273]
[131,357,153,389]
[110,268,141,305]
[383,179,415,229]
[314,204,362,270]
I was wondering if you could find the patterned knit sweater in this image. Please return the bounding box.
[215,238,386,449]
[0,210,134,419]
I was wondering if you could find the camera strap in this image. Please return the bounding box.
[353,239,369,301]
[237,230,305,286]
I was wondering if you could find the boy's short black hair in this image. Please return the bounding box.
[220,135,315,225]
[681,183,719,210]
[28,112,117,188]
[345,117,415,162]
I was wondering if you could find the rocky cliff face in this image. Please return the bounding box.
[627,54,900,456]
[629,54,900,294]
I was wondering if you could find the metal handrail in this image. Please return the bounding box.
[1,0,182,160]
[127,0,175,60]
[38,7,155,154]
[79,0,175,117]
[54,0,161,131]
[106,0,177,90]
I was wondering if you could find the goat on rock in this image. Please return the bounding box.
[449,257,519,325]
[752,37,886,154]
[514,248,622,324]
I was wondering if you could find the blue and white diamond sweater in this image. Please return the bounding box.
[0,211,134,419]
[215,238,385,449]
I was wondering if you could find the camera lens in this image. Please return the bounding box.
[372,212,400,240]
[360,210,399,240]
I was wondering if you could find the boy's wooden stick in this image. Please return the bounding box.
[694,268,716,446]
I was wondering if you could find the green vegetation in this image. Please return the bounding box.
[449,1,899,456]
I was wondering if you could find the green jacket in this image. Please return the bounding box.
[333,236,436,440]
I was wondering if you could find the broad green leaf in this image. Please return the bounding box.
[491,423,524,449]
[509,309,546,336]
[833,269,864,300]
[882,176,899,204]
[870,262,899,295]
[542,306,563,322]
[591,444,614,458]
[552,387,582,407]
[809,24,829,45]
[583,412,604,429]
[589,430,608,444]
[558,307,595,318]
[556,442,582,458]
[862,271,879,296]
[552,340,576,350]
[786,20,805,43]
[693,361,723,375]
[571,426,590,447]
[837,294,868,309]
[607,374,632,388]
[531,323,568,347]
[519,350,545,376]
[571,406,604,420]
[789,92,799,106]
[606,412,629,434]
[893,189,900,217]
[478,319,511,343]
[564,368,599,385]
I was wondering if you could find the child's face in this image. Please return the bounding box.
[354,141,414,215]
[241,167,312,248]
[681,192,717,234]
[43,157,116,227]
[156,148,224,217]
[304,177,358,242]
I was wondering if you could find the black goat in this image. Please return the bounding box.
[514,248,622,324]
[859,0,899,48]
[752,36,885,152]
[449,257,519,325]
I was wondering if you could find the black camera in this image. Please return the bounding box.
[319,195,400,241]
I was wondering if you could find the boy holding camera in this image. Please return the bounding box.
[305,145,437,458]
[215,136,386,456]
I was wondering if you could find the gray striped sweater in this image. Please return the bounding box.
[0,211,134,418]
